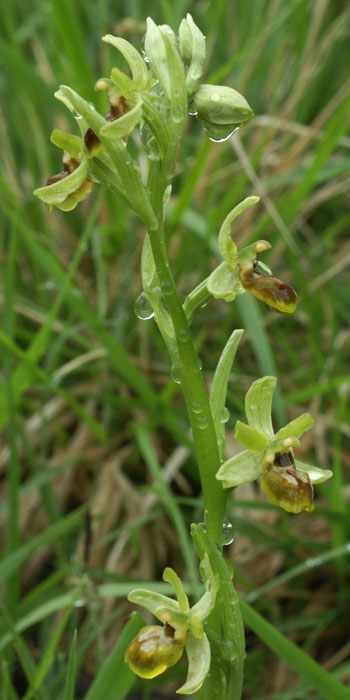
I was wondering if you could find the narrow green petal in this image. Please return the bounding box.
[295,460,333,484]
[218,196,259,263]
[234,421,268,453]
[245,376,276,438]
[216,450,263,488]
[207,262,243,301]
[177,632,210,695]
[275,413,314,441]
[100,96,142,139]
[102,35,151,92]
[34,158,89,206]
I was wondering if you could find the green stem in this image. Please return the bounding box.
[146,217,226,544]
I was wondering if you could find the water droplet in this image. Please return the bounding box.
[134,293,154,320]
[188,109,198,116]
[197,357,202,371]
[222,519,234,545]
[171,363,182,384]
[74,598,86,608]
[197,414,208,430]
[141,49,150,63]
[178,328,187,342]
[220,407,230,424]
[204,125,239,143]
[191,401,202,414]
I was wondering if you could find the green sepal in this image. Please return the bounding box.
[33,157,89,207]
[100,95,142,138]
[207,262,243,301]
[177,632,211,695]
[102,35,151,92]
[55,86,106,137]
[234,421,269,453]
[218,196,259,263]
[216,450,263,488]
[179,13,206,93]
[295,460,333,484]
[128,589,179,615]
[50,129,82,158]
[275,413,314,441]
[245,376,276,438]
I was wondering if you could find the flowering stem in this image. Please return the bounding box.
[146,216,227,545]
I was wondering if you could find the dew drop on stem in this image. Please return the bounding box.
[171,363,182,384]
[222,519,234,545]
[191,401,202,414]
[220,407,230,423]
[134,293,154,320]
[197,414,208,430]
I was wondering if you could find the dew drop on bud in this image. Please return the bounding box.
[134,293,154,320]
[222,519,234,545]
[220,407,230,423]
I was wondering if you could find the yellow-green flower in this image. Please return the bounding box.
[207,196,297,313]
[216,376,332,513]
[125,562,217,694]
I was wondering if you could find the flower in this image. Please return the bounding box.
[125,562,217,694]
[207,196,297,313]
[33,130,94,212]
[216,376,332,513]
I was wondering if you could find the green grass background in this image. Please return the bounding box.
[0,0,349,698]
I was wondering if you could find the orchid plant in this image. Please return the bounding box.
[34,14,332,699]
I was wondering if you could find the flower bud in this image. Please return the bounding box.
[261,451,314,513]
[125,624,185,679]
[192,84,254,136]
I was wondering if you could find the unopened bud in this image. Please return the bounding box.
[192,84,254,132]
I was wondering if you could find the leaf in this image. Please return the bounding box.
[216,450,263,488]
[62,630,77,700]
[234,421,269,453]
[275,413,314,441]
[240,600,349,700]
[245,376,276,438]
[177,632,211,695]
[84,613,145,700]
[210,328,243,459]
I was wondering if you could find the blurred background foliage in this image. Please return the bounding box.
[0,0,349,698]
